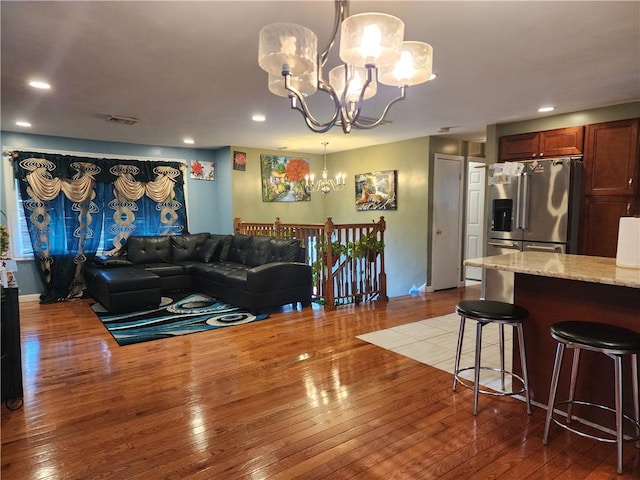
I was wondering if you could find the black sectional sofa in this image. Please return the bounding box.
[85,233,313,314]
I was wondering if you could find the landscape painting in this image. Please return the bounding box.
[354,170,397,211]
[260,154,311,202]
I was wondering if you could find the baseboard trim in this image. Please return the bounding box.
[19,293,40,302]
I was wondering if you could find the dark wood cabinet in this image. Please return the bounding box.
[583,119,639,196]
[498,126,584,162]
[579,118,640,256]
[578,196,634,257]
[1,286,23,409]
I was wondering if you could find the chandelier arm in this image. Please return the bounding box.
[285,74,342,133]
[352,86,407,129]
[320,0,349,68]
[340,65,376,129]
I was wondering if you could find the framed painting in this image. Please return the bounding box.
[260,154,311,202]
[355,170,397,211]
[190,160,215,181]
[233,150,246,171]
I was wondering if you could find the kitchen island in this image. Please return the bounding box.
[465,252,640,428]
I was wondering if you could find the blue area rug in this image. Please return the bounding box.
[92,292,269,346]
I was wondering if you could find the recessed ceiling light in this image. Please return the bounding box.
[252,114,266,122]
[183,138,195,145]
[28,80,51,90]
[16,121,32,128]
[538,106,555,113]
[429,73,437,81]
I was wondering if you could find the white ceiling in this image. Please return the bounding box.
[2,1,639,154]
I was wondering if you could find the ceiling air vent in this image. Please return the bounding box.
[106,115,139,125]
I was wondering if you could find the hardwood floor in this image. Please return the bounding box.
[2,286,638,479]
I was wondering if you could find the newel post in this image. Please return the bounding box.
[324,217,336,310]
[378,216,388,302]
[274,217,282,238]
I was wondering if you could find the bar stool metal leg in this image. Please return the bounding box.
[499,324,505,391]
[613,354,624,474]
[473,320,484,416]
[543,342,566,445]
[633,353,640,448]
[566,348,581,424]
[516,323,532,415]
[452,316,466,392]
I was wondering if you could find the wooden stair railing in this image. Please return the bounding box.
[234,217,388,310]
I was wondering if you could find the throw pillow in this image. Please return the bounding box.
[199,238,222,263]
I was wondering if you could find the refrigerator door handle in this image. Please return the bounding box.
[525,244,563,253]
[515,174,522,230]
[520,173,530,229]
[488,241,521,250]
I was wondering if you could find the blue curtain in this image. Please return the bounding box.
[11,151,187,303]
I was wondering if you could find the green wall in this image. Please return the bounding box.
[230,146,325,225]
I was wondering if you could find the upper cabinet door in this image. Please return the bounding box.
[498,126,584,162]
[498,132,539,161]
[538,126,584,158]
[583,119,639,196]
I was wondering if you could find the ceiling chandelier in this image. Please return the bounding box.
[258,0,434,134]
[305,142,345,195]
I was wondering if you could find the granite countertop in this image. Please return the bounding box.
[464,252,640,289]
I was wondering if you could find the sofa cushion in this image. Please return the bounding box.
[198,237,222,263]
[90,255,134,268]
[269,238,302,262]
[245,235,275,267]
[127,236,172,264]
[208,234,233,261]
[171,233,210,263]
[227,234,254,265]
[193,262,249,285]
[139,263,186,277]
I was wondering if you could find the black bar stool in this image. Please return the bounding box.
[542,321,640,474]
[452,299,531,416]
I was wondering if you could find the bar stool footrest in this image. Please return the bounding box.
[453,366,527,397]
[550,399,640,443]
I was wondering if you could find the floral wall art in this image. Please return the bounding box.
[260,154,311,202]
[190,160,215,181]
[233,151,247,171]
[355,170,397,211]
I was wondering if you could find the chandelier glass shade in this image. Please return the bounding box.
[258,0,433,134]
[305,142,345,195]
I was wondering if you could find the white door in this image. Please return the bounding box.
[465,158,486,281]
[432,154,464,290]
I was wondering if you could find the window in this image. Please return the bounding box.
[14,182,33,257]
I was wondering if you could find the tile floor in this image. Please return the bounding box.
[357,312,518,392]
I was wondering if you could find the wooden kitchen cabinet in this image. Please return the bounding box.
[579,195,635,257]
[579,118,640,257]
[583,118,639,196]
[498,126,584,162]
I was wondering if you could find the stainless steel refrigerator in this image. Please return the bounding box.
[484,157,582,301]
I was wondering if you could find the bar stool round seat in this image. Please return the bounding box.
[452,300,532,416]
[542,321,640,475]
